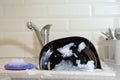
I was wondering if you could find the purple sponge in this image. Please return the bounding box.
[4,59,35,70]
[4,63,35,70]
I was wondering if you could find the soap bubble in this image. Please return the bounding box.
[8,59,27,66]
[78,42,86,52]
[53,60,96,72]
[57,43,74,57]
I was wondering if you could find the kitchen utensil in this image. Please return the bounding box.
[114,28,120,40]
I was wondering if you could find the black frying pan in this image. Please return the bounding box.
[39,36,102,70]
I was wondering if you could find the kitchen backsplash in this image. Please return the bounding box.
[0,0,120,59]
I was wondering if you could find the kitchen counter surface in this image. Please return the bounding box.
[0,58,119,80]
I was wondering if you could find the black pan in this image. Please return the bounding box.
[39,36,102,70]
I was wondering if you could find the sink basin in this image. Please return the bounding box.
[0,58,115,80]
[2,62,116,80]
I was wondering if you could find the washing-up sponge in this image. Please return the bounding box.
[4,59,34,70]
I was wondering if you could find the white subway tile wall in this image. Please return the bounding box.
[69,18,114,31]
[4,5,47,18]
[50,31,92,42]
[0,45,24,57]
[0,7,3,17]
[0,0,24,5]
[67,0,116,3]
[0,19,26,32]
[48,4,90,17]
[93,4,120,16]
[24,0,67,4]
[0,0,120,59]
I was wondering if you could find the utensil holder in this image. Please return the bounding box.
[103,40,120,65]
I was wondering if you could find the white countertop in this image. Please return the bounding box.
[0,58,119,80]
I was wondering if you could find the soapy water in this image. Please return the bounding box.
[52,60,96,72]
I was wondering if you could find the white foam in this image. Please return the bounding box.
[57,43,74,57]
[78,42,86,52]
[86,60,95,72]
[53,60,97,72]
[8,59,27,66]
[76,60,86,69]
[53,60,77,71]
